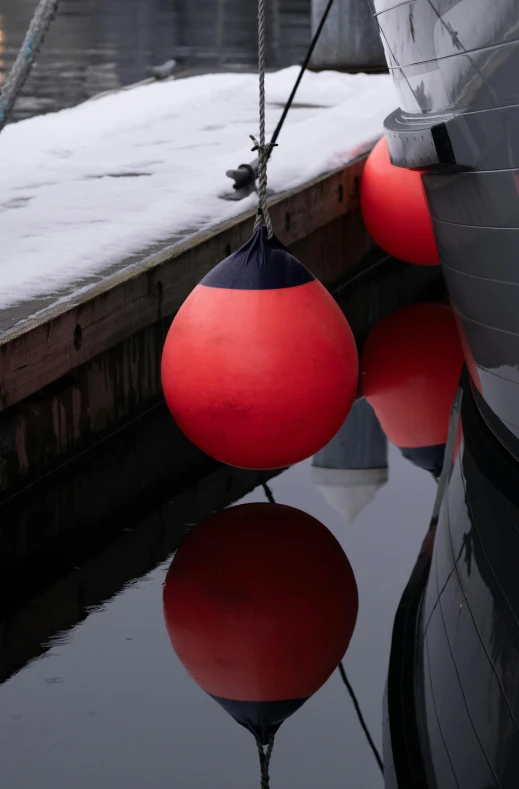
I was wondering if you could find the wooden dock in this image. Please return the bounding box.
[0,157,371,495]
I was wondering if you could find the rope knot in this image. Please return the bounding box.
[250,131,275,237]
[250,0,275,242]
[250,135,278,157]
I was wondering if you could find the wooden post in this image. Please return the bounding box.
[310,0,386,71]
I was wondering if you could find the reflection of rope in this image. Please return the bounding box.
[260,481,382,776]
[338,662,384,774]
[257,735,275,789]
[262,483,276,504]
[0,0,60,131]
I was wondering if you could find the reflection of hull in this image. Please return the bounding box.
[376,4,519,782]
[385,376,519,788]
[371,0,519,459]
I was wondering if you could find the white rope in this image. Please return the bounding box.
[251,0,276,238]
[0,0,60,131]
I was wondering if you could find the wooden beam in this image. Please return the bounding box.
[0,158,365,413]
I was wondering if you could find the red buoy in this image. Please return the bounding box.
[163,502,358,744]
[161,227,358,470]
[360,137,439,267]
[361,303,463,475]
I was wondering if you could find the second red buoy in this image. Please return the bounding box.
[360,137,439,267]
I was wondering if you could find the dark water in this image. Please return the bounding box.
[0,5,439,781]
[0,0,310,122]
[0,447,435,788]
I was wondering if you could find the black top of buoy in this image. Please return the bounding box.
[210,695,308,745]
[399,444,445,477]
[201,226,315,290]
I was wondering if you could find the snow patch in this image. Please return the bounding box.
[0,67,397,311]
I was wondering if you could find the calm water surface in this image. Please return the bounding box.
[0,4,438,783]
[0,447,435,788]
[0,0,311,122]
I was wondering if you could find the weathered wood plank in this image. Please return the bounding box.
[0,208,374,498]
[0,158,365,413]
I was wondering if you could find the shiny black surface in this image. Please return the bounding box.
[417,384,519,787]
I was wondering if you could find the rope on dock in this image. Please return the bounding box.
[0,0,60,132]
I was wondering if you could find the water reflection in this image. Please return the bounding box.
[1,272,518,788]
[361,302,464,477]
[386,371,519,787]
[163,502,358,782]
[2,0,310,122]
[0,450,434,789]
[312,399,388,525]
[0,261,448,786]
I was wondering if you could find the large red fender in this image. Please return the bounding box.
[161,227,358,470]
[361,137,439,267]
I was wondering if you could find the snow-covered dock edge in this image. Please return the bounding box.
[0,157,372,493]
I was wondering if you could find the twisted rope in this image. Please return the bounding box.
[251,0,276,238]
[338,662,384,774]
[257,735,275,789]
[262,482,276,504]
[0,0,60,131]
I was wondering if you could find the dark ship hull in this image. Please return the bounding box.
[370,2,519,786]
[370,0,519,451]
[384,374,519,789]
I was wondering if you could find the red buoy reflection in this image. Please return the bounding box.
[361,302,464,475]
[163,502,358,745]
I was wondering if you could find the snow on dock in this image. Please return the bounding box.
[0,67,397,331]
